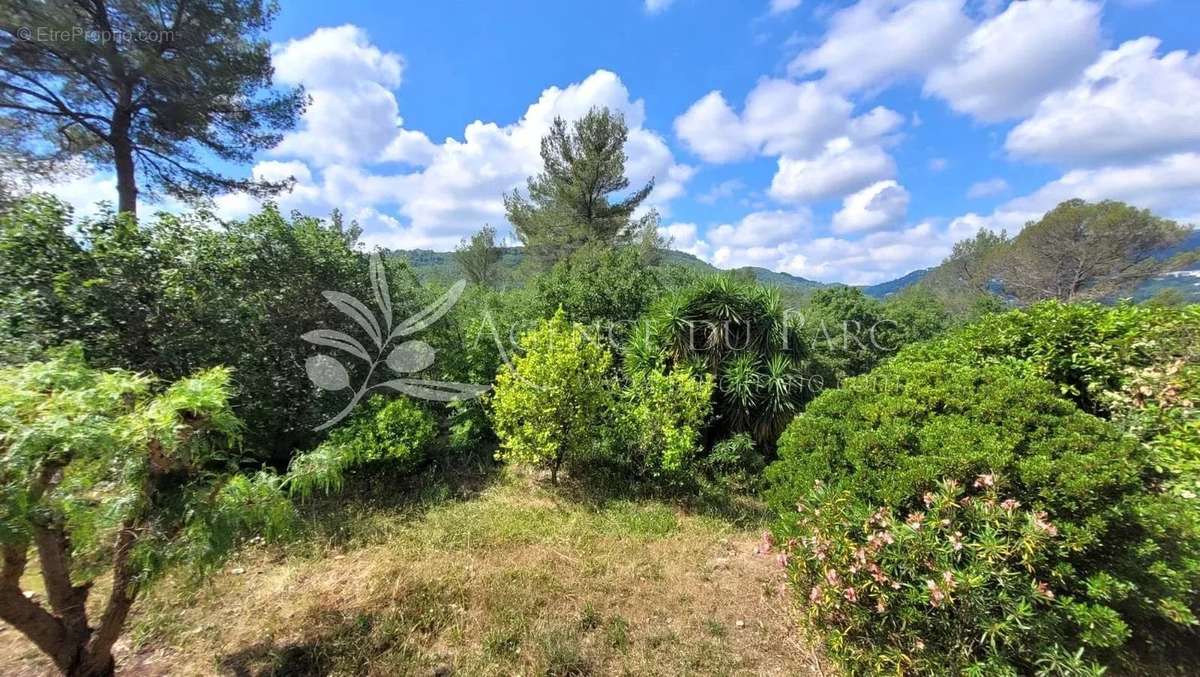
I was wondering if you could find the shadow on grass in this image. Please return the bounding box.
[551,456,771,530]
[286,444,505,552]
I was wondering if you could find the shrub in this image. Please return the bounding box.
[703,432,765,481]
[628,274,810,448]
[907,301,1199,416]
[778,477,1111,675]
[533,244,661,342]
[766,356,1200,672]
[616,366,713,479]
[287,395,438,497]
[490,310,614,482]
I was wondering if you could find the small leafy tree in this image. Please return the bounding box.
[0,347,291,676]
[617,367,713,479]
[490,310,613,482]
[454,225,503,286]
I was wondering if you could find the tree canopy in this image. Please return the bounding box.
[0,0,304,214]
[504,107,655,265]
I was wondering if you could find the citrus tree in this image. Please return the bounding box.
[491,310,613,482]
[0,348,291,677]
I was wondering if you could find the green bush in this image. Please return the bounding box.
[907,301,1199,416]
[490,310,614,482]
[533,244,660,341]
[616,366,713,479]
[766,356,1200,672]
[287,395,438,497]
[627,274,810,448]
[780,478,1110,675]
[703,432,765,481]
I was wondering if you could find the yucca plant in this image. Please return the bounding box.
[628,274,810,449]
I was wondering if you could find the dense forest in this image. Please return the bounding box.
[2,1,1199,676]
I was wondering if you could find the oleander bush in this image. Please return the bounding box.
[777,477,1108,675]
[765,355,1200,673]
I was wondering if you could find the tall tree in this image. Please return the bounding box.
[994,199,1191,303]
[504,107,654,265]
[454,224,502,286]
[0,0,304,215]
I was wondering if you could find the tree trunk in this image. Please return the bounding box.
[113,135,137,217]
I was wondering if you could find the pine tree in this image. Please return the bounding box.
[504,107,654,265]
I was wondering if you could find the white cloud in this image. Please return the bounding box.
[645,0,675,14]
[966,178,1009,199]
[769,138,896,203]
[217,30,693,252]
[832,180,910,234]
[674,80,859,163]
[696,179,745,204]
[271,26,408,167]
[950,153,1200,237]
[789,0,972,92]
[1007,38,1200,165]
[709,209,812,249]
[659,222,712,259]
[925,0,1101,121]
[769,0,803,15]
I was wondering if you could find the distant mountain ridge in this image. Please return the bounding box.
[390,229,1199,302]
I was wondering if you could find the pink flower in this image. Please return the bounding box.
[810,585,822,603]
[843,587,858,603]
[941,571,956,590]
[1001,498,1020,512]
[757,531,774,554]
[906,512,925,530]
[776,552,790,568]
[915,639,925,651]
[1032,511,1058,537]
[1034,581,1056,600]
[825,569,840,586]
[875,599,887,614]
[950,531,964,551]
[922,492,935,507]
[973,473,995,489]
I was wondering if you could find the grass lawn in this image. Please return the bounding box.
[1,464,824,676]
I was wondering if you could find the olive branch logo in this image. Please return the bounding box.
[303,252,489,430]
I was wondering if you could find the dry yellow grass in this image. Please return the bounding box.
[1,470,826,676]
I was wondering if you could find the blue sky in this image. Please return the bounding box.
[51,0,1200,284]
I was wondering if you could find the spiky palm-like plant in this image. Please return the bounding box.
[629,274,810,448]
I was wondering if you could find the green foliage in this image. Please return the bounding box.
[0,0,304,214]
[992,199,1191,303]
[630,274,809,447]
[0,197,435,458]
[801,286,893,381]
[766,355,1200,671]
[454,225,503,286]
[533,244,661,339]
[703,433,764,480]
[778,478,1110,675]
[908,301,1199,416]
[491,310,614,481]
[504,107,655,265]
[287,396,438,498]
[0,348,291,673]
[616,367,713,479]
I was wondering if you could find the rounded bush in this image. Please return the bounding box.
[766,356,1200,672]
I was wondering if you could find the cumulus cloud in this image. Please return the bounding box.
[769,0,803,14]
[832,180,910,234]
[789,0,972,92]
[1007,38,1200,165]
[674,80,858,163]
[950,153,1200,238]
[769,138,896,203]
[211,27,692,251]
[644,0,675,14]
[696,179,745,204]
[271,26,408,166]
[658,222,712,259]
[925,0,1100,121]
